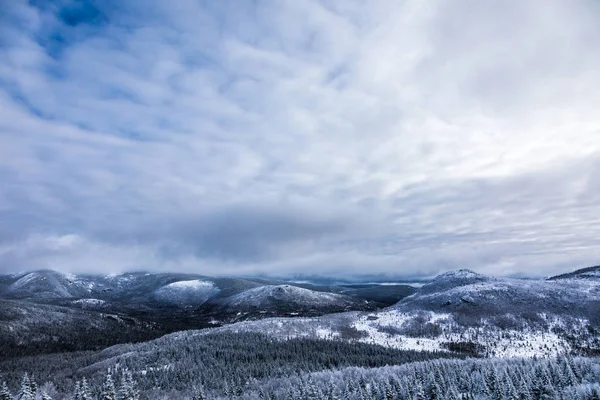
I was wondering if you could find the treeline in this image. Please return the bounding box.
[0,370,138,400]
[2,332,600,399]
[3,356,600,399]
[0,332,460,396]
[241,356,600,400]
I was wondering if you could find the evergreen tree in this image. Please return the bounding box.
[306,377,320,399]
[191,383,206,400]
[427,373,442,400]
[72,381,82,400]
[384,382,394,400]
[41,392,53,400]
[100,372,117,400]
[29,377,37,398]
[413,383,427,400]
[17,373,34,400]
[0,382,11,400]
[258,387,267,400]
[561,358,578,387]
[536,365,556,399]
[118,371,139,400]
[80,378,92,400]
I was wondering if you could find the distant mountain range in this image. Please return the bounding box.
[199,264,600,358]
[1,265,599,359]
[0,269,414,357]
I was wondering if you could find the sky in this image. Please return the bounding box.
[1,0,599,280]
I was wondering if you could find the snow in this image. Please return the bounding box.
[315,328,340,339]
[435,269,483,280]
[10,272,42,289]
[351,310,451,352]
[349,309,583,358]
[164,280,214,290]
[212,307,592,359]
[73,298,106,306]
[64,273,77,281]
[72,298,107,309]
[154,280,220,305]
[224,285,350,307]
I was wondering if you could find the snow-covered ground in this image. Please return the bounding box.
[349,309,589,358]
[223,285,352,307]
[72,298,106,306]
[153,280,220,305]
[207,307,596,359]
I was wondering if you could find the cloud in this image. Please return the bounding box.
[0,0,599,279]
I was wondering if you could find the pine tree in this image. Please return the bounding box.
[100,372,117,400]
[191,383,206,400]
[29,377,37,398]
[306,377,320,399]
[80,378,92,400]
[445,386,460,400]
[225,380,234,398]
[258,387,267,399]
[531,365,555,400]
[384,382,394,400]
[18,373,35,400]
[561,358,578,387]
[330,387,342,400]
[118,371,139,400]
[72,381,82,400]
[485,367,499,396]
[0,382,11,400]
[413,383,427,400]
[41,392,53,400]
[427,373,442,400]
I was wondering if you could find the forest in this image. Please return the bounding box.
[1,332,600,399]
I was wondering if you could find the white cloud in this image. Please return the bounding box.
[0,0,599,278]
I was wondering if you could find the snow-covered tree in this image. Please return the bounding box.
[100,372,117,400]
[17,373,35,400]
[72,381,81,400]
[40,391,53,400]
[118,370,139,400]
[39,383,58,400]
[191,383,206,400]
[80,378,92,400]
[0,382,12,400]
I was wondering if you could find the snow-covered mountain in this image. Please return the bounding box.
[153,279,220,306]
[396,268,600,318]
[185,265,600,358]
[0,270,412,356]
[220,284,358,308]
[198,284,367,322]
[2,270,96,300]
[548,265,600,281]
[0,270,407,308]
[2,265,600,360]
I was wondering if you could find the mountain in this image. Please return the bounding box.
[0,299,163,358]
[395,268,600,320]
[0,270,415,357]
[196,284,370,323]
[548,265,600,281]
[3,266,600,360]
[2,270,96,300]
[152,279,220,306]
[190,266,600,358]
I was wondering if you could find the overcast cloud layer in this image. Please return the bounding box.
[1,0,600,279]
